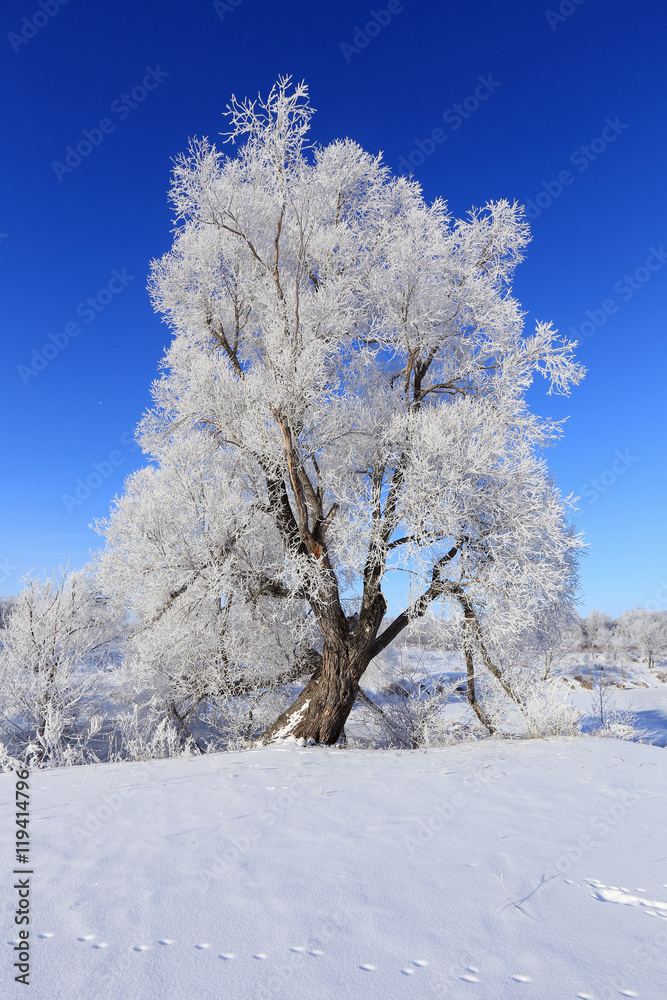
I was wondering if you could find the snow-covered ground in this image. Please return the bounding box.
[2,737,666,999]
[357,646,667,748]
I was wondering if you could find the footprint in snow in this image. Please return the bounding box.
[510,974,531,982]
[400,960,428,975]
[359,964,376,971]
[195,943,211,949]
[92,943,109,949]
[158,939,174,945]
[587,879,667,917]
[253,953,267,960]
[619,992,639,998]
[460,972,480,982]
[219,953,235,960]
[133,945,150,952]
[37,933,54,939]
[77,935,95,942]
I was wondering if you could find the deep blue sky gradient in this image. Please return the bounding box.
[1,0,666,616]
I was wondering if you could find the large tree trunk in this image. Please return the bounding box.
[259,595,386,745]
[259,643,360,744]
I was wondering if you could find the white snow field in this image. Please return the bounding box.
[2,738,666,999]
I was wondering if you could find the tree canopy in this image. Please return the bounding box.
[97,76,585,744]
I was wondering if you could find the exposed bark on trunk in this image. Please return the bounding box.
[259,595,386,745]
[260,643,358,744]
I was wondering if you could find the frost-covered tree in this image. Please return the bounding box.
[578,609,617,657]
[615,608,667,669]
[95,432,319,749]
[103,77,584,745]
[0,596,14,630]
[0,567,123,766]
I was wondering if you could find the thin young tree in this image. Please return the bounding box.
[114,76,584,744]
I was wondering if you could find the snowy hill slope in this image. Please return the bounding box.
[2,738,666,999]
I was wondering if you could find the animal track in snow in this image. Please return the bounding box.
[32,929,640,1000]
[53,934,439,984]
[587,879,667,918]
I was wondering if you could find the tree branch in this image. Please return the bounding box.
[368,545,459,659]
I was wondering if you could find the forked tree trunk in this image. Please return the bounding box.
[260,642,364,744]
[260,595,386,745]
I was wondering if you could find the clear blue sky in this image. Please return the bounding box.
[1,0,665,617]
